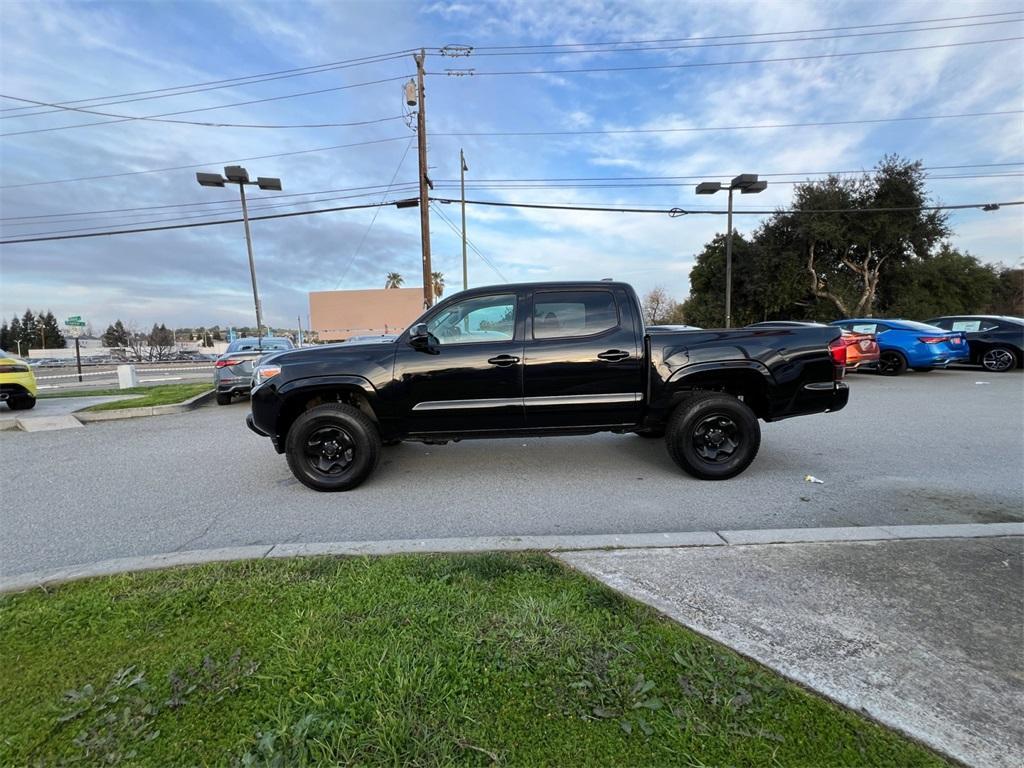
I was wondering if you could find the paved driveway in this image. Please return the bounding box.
[1,369,1021,576]
[0,395,134,430]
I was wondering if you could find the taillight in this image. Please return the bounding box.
[828,339,847,380]
[917,336,947,344]
[215,358,243,368]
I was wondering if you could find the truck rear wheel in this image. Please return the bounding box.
[285,403,381,491]
[665,393,761,480]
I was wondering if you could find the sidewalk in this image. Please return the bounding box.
[559,536,1023,768]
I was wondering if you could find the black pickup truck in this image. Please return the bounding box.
[248,281,849,491]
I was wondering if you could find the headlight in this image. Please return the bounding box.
[251,364,282,389]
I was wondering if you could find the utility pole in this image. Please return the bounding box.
[725,186,734,329]
[460,148,468,291]
[414,49,433,308]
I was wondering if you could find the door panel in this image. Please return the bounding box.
[523,289,644,428]
[393,293,526,434]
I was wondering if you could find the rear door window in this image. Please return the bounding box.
[532,290,618,339]
[851,323,878,334]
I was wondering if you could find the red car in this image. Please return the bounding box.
[837,329,880,371]
[747,321,879,371]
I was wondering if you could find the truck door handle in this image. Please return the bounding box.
[597,349,630,362]
[487,354,520,367]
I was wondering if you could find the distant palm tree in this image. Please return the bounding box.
[431,271,445,300]
[385,272,403,289]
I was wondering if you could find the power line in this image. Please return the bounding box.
[432,162,1024,183]
[430,202,507,281]
[3,196,1020,246]
[467,11,1023,50]
[0,135,413,189]
[431,36,1023,77]
[0,200,405,245]
[334,138,416,289]
[432,196,1024,216]
[0,74,413,137]
[0,186,422,234]
[6,105,1018,191]
[432,110,1023,139]
[0,94,408,131]
[460,18,1023,57]
[0,181,421,221]
[0,50,416,117]
[6,162,1020,224]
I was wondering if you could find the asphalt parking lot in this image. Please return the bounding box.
[2,368,1021,577]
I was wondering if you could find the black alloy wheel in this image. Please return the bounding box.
[691,415,741,462]
[285,403,381,491]
[665,392,761,480]
[877,350,907,376]
[982,346,1017,373]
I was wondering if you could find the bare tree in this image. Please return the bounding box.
[641,287,678,325]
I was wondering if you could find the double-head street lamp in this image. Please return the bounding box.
[696,173,768,328]
[196,166,282,339]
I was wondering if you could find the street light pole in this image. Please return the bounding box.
[196,166,282,341]
[237,183,263,338]
[695,174,767,328]
[460,148,468,291]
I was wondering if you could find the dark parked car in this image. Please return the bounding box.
[214,337,294,405]
[925,315,1024,372]
[247,281,849,491]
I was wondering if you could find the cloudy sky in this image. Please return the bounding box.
[1,0,1021,332]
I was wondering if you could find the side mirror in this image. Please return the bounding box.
[409,323,430,350]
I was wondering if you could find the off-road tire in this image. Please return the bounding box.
[216,392,232,405]
[285,403,381,491]
[665,392,761,480]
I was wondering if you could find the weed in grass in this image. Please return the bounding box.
[51,666,160,766]
[166,649,259,709]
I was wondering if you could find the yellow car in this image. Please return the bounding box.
[0,353,37,410]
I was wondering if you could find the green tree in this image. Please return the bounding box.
[796,156,948,316]
[0,321,8,352]
[431,271,445,300]
[39,311,67,348]
[679,232,766,327]
[8,316,23,354]
[102,320,130,347]
[385,272,403,289]
[989,267,1023,316]
[19,309,37,351]
[880,245,1000,319]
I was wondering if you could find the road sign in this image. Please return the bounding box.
[66,315,82,323]
[66,320,85,327]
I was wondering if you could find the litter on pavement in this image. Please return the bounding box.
[804,475,826,484]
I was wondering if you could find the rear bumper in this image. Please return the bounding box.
[771,381,848,421]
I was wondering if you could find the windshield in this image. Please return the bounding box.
[226,338,293,353]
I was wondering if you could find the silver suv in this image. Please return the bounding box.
[214,337,294,405]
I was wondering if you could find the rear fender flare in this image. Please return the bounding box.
[662,361,775,416]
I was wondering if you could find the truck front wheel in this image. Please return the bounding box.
[285,403,381,491]
[665,393,761,480]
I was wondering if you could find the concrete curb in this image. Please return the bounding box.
[74,388,215,423]
[2,522,1020,594]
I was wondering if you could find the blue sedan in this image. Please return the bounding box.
[830,319,969,375]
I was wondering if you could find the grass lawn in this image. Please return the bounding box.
[0,553,947,767]
[47,383,212,411]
